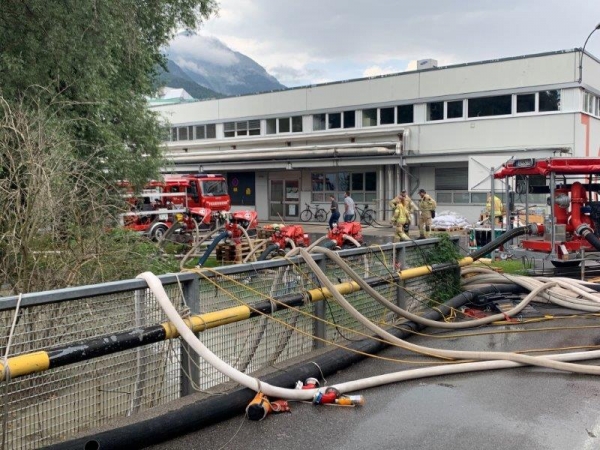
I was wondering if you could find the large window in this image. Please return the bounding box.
[539,90,560,112]
[468,95,512,117]
[267,116,303,134]
[328,112,341,129]
[313,114,326,131]
[194,124,216,140]
[516,93,535,113]
[313,111,355,131]
[446,101,463,119]
[343,110,356,128]
[224,120,260,138]
[397,105,414,124]
[584,92,600,116]
[427,102,443,121]
[362,109,377,127]
[380,107,395,125]
[310,171,377,203]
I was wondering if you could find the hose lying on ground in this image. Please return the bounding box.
[297,248,600,374]
[48,278,600,450]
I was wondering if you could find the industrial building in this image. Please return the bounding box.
[150,49,600,223]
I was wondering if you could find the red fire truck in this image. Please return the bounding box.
[121,173,231,240]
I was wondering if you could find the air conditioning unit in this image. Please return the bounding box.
[417,59,438,70]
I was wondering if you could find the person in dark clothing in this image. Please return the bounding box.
[329,195,340,230]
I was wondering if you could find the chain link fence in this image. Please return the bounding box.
[0,239,456,448]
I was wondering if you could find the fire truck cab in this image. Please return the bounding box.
[121,173,231,240]
[163,173,231,212]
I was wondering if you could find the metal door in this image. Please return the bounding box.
[269,179,300,220]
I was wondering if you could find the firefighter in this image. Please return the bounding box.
[390,191,418,227]
[486,193,503,226]
[418,188,437,239]
[392,201,410,242]
[400,191,418,232]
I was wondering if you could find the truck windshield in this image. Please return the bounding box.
[201,180,228,196]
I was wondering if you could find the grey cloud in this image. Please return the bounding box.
[169,33,239,67]
[269,65,324,86]
[206,0,600,68]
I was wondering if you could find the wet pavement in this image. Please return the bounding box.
[145,314,600,450]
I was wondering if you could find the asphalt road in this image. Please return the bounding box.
[146,315,600,450]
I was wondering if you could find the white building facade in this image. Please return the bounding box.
[151,49,600,223]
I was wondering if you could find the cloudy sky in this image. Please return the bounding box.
[190,0,600,87]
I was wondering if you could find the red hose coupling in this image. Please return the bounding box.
[301,377,320,389]
[312,387,340,405]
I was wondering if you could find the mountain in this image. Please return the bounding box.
[163,33,287,98]
[157,60,224,100]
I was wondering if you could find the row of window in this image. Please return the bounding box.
[427,90,560,121]
[435,191,546,205]
[310,171,377,203]
[584,92,600,117]
[168,90,562,142]
[435,167,547,205]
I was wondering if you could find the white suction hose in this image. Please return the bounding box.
[313,247,541,329]
[139,271,600,401]
[342,234,362,248]
[242,240,268,263]
[138,271,315,400]
[298,248,600,375]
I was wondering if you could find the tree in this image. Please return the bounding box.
[0,94,185,293]
[0,1,217,292]
[0,0,217,187]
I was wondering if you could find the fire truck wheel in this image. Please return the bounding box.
[151,224,168,241]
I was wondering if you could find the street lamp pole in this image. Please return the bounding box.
[578,23,600,84]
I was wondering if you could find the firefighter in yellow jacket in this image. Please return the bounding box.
[392,201,410,242]
[390,190,417,231]
[418,188,437,239]
[486,193,503,226]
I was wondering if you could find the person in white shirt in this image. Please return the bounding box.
[343,191,355,222]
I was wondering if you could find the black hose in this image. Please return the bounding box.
[580,227,600,252]
[48,284,524,450]
[196,231,229,266]
[258,243,279,261]
[469,224,537,261]
[321,239,336,249]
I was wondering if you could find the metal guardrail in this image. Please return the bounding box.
[0,240,453,449]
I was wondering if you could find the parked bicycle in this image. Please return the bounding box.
[300,202,328,222]
[354,204,376,226]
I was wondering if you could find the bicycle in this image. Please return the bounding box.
[354,204,376,226]
[300,202,328,222]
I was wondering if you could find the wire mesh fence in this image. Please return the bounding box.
[0,239,456,448]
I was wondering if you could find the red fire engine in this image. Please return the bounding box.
[121,173,231,240]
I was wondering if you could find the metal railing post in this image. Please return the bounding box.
[396,244,407,310]
[313,256,327,349]
[180,276,201,397]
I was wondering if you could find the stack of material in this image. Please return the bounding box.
[215,240,266,264]
[258,228,275,239]
[431,211,471,231]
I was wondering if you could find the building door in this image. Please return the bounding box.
[269,179,300,221]
[227,172,255,207]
